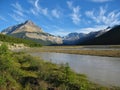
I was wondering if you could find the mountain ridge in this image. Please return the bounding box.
[1,20,63,45]
[1,20,120,45]
[63,25,120,45]
[63,28,109,45]
[83,25,120,45]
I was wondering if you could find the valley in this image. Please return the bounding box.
[22,45,120,88]
[29,52,120,87]
[1,0,120,89]
[1,44,120,89]
[24,45,120,57]
[0,20,120,90]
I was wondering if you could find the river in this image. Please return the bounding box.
[30,52,120,87]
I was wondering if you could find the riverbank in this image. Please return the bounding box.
[1,44,118,90]
[30,52,120,87]
[25,46,120,57]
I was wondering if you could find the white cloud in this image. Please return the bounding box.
[12,10,24,17]
[28,0,63,20]
[41,8,48,16]
[50,29,70,36]
[67,1,81,25]
[0,16,8,22]
[30,8,38,16]
[76,25,107,33]
[51,25,107,36]
[11,2,26,22]
[9,14,25,22]
[85,6,120,26]
[43,25,70,36]
[11,2,23,11]
[50,25,108,36]
[90,0,113,3]
[29,0,48,16]
[35,0,39,11]
[51,9,61,18]
[71,6,81,25]
[67,1,73,9]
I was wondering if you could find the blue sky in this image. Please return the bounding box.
[0,0,120,36]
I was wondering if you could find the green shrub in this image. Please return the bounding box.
[0,76,6,86]
[0,43,9,55]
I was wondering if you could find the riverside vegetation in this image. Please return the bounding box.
[0,44,120,90]
[26,46,120,57]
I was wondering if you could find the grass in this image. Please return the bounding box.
[1,44,120,90]
[25,46,120,57]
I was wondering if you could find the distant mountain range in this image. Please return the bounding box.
[63,32,86,45]
[1,20,63,45]
[83,25,120,45]
[63,27,110,45]
[1,20,120,45]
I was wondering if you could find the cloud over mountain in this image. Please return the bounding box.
[0,0,120,36]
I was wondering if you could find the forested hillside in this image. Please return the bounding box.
[0,34,42,47]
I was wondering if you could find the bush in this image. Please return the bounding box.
[0,43,9,55]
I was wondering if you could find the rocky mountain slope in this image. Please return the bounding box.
[1,20,63,45]
[83,25,120,45]
[63,28,109,45]
[63,32,86,45]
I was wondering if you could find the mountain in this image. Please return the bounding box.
[2,20,119,45]
[1,20,43,34]
[83,25,120,45]
[63,29,108,45]
[63,32,86,45]
[1,20,63,45]
[79,29,109,44]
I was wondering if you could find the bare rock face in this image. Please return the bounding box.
[25,33,62,44]
[1,20,63,45]
[12,20,43,34]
